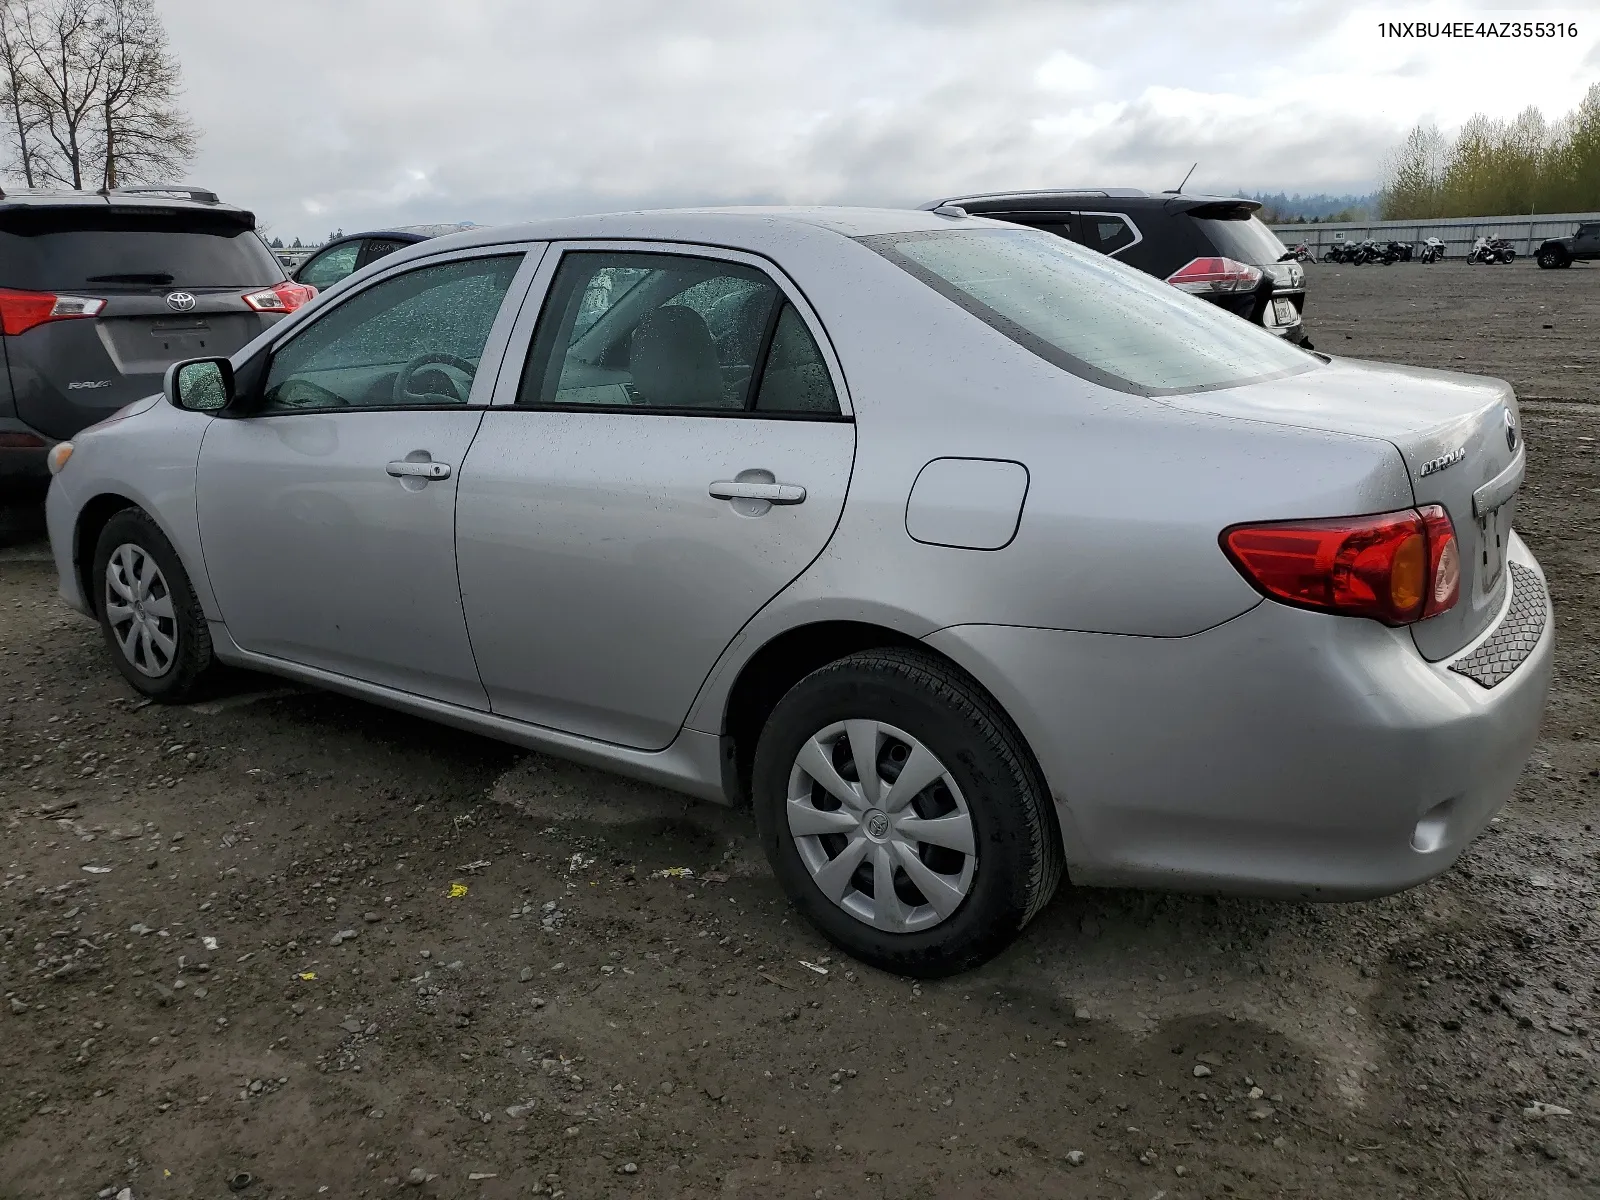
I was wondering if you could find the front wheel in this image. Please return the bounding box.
[752,648,1063,978]
[92,508,215,701]
[1537,248,1564,268]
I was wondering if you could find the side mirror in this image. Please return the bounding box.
[164,357,235,413]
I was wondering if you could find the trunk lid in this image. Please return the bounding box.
[1167,356,1523,660]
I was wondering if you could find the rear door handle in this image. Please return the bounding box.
[709,479,805,504]
[387,460,451,481]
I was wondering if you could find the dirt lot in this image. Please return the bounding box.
[2,261,1597,1200]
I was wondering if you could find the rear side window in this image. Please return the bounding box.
[1185,207,1287,266]
[518,250,840,416]
[0,209,284,291]
[861,227,1313,396]
[1080,213,1138,255]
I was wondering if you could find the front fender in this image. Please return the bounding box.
[49,401,218,622]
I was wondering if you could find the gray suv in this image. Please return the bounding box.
[1,185,312,501]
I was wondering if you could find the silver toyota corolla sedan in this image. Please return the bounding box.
[43,207,1553,976]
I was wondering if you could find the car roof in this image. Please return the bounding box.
[384,206,987,262]
[0,185,254,222]
[922,189,1261,215]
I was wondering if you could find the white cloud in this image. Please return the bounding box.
[152,0,1600,240]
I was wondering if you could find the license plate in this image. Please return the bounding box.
[1478,504,1506,590]
[1270,298,1298,326]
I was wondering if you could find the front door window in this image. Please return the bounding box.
[262,255,522,411]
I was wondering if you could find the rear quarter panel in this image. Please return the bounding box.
[686,235,1413,730]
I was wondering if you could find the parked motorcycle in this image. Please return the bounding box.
[1287,243,1315,263]
[1381,241,1414,264]
[1320,242,1355,264]
[1355,239,1388,265]
[1418,237,1446,264]
[1468,236,1517,265]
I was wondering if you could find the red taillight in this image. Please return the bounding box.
[1222,506,1461,626]
[1166,256,1263,295]
[242,281,317,314]
[0,288,106,336]
[1418,504,1460,618]
[0,431,48,448]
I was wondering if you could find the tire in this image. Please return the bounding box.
[91,507,214,702]
[751,647,1064,978]
[1501,250,1516,264]
[1537,248,1564,269]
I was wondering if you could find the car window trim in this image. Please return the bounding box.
[232,242,546,419]
[486,239,854,420]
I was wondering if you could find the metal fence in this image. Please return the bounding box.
[1268,211,1600,259]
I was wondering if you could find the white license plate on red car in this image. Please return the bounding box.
[1270,297,1298,326]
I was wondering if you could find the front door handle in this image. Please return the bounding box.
[709,479,805,505]
[387,460,452,481]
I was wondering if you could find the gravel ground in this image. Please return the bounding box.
[2,261,1597,1200]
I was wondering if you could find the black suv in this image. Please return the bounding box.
[920,189,1312,348]
[1,185,311,500]
[1534,222,1600,268]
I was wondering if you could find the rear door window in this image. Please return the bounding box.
[0,209,284,291]
[518,251,781,411]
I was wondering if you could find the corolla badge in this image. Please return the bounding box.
[165,291,197,312]
[1504,409,1519,452]
[1419,446,1467,477]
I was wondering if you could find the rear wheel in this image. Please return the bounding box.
[752,648,1063,977]
[92,508,214,702]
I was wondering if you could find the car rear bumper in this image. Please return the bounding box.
[0,417,51,501]
[924,532,1553,900]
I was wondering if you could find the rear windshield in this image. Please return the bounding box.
[1186,209,1289,265]
[0,209,284,291]
[861,227,1314,395]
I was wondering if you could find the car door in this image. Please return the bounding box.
[454,243,856,750]
[195,245,540,707]
[1574,224,1600,257]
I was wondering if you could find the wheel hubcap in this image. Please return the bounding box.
[785,719,976,934]
[104,543,178,678]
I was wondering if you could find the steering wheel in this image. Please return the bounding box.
[393,352,477,404]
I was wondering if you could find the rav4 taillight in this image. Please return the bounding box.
[1222,506,1460,626]
[1166,257,1263,295]
[242,281,317,313]
[0,288,107,336]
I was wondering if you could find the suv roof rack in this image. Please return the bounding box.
[100,184,220,205]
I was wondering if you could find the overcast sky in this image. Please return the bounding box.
[165,0,1597,240]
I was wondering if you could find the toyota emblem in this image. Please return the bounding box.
[165,291,197,312]
[1504,409,1518,453]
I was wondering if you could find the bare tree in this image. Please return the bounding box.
[0,0,45,185]
[19,0,105,188]
[0,0,196,191]
[92,0,196,189]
